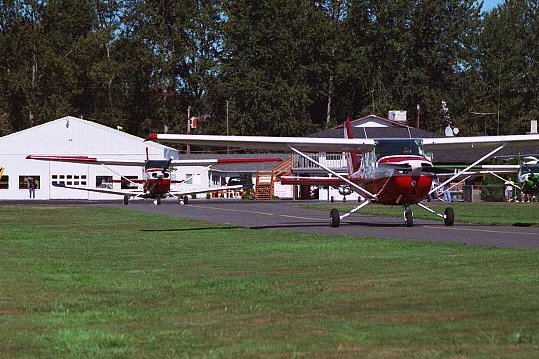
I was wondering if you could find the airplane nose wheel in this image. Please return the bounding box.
[123,196,129,205]
[404,206,413,227]
[330,208,340,227]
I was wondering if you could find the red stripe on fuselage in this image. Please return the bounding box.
[377,155,431,165]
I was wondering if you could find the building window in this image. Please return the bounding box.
[19,176,40,189]
[52,174,86,186]
[0,175,8,189]
[97,176,113,189]
[185,174,193,185]
[121,176,138,189]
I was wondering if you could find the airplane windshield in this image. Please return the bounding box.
[145,160,170,170]
[374,139,424,158]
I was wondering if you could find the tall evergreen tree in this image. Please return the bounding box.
[478,0,539,135]
[219,0,329,136]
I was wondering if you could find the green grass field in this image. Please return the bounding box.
[304,202,539,227]
[1,205,538,358]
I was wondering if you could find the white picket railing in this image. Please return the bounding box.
[292,153,348,171]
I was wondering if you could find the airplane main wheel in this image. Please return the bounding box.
[123,196,129,205]
[404,210,413,227]
[330,208,340,228]
[444,207,454,226]
[183,195,189,205]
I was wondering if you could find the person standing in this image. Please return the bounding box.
[28,177,36,199]
[504,177,514,202]
[443,183,451,202]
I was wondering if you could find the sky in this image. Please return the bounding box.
[480,0,504,12]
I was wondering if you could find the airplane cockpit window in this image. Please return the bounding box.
[145,160,170,170]
[522,164,539,173]
[374,139,424,158]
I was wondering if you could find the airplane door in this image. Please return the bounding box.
[49,162,89,200]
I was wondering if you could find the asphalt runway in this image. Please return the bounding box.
[106,199,539,249]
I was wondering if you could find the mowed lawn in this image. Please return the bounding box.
[1,205,538,358]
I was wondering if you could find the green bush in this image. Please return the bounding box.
[480,176,504,202]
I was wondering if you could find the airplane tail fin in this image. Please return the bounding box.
[344,117,360,174]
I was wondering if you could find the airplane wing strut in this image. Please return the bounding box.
[429,144,506,195]
[289,146,377,200]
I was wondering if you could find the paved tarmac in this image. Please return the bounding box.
[105,199,539,249]
[6,199,537,249]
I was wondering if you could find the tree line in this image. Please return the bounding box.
[1,0,538,139]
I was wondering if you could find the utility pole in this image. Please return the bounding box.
[371,89,375,114]
[416,104,420,128]
[186,106,191,154]
[226,100,229,154]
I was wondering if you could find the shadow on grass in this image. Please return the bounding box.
[140,226,244,232]
[249,220,431,229]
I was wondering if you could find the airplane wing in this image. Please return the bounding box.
[26,155,283,166]
[27,155,147,166]
[170,184,246,196]
[148,133,539,152]
[146,134,375,152]
[52,182,141,197]
[422,134,539,150]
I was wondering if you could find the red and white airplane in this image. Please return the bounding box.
[27,150,282,205]
[147,119,539,226]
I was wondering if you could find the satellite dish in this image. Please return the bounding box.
[444,126,454,137]
[453,127,460,135]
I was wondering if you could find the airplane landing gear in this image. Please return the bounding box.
[153,197,162,205]
[444,207,454,226]
[404,206,413,227]
[330,208,340,227]
[182,195,189,205]
[123,196,129,205]
[416,202,454,226]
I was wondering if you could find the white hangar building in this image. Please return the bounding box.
[0,116,210,201]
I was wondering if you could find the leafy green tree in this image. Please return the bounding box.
[478,0,539,135]
[218,0,333,136]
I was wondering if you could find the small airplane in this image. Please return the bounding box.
[27,150,282,205]
[518,156,539,199]
[147,118,539,226]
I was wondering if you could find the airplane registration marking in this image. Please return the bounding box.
[187,204,321,221]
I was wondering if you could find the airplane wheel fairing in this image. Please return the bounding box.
[404,210,413,227]
[444,207,454,226]
[123,196,129,205]
[330,208,340,227]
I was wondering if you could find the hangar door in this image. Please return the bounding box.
[49,162,89,200]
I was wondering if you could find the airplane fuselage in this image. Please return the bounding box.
[352,144,434,205]
[143,168,172,198]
